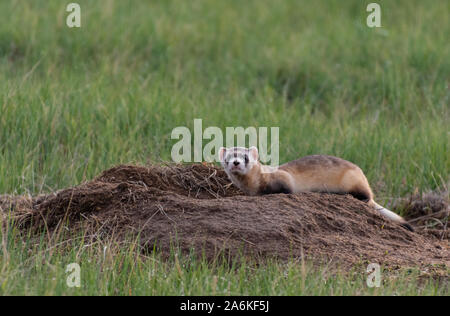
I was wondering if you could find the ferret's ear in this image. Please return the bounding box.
[218,147,227,161]
[249,146,259,161]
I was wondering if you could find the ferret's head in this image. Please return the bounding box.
[219,146,259,176]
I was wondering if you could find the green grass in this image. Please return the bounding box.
[0,0,449,295]
[0,224,446,296]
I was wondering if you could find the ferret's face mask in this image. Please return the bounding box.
[219,147,258,175]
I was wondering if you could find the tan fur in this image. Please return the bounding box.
[280,155,373,199]
[226,154,413,231]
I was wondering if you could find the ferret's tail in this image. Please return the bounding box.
[370,200,414,232]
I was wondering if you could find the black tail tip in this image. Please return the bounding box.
[401,222,414,232]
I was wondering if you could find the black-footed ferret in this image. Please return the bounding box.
[219,146,413,231]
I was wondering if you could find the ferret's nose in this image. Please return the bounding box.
[233,161,240,166]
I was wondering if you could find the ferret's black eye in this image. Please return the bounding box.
[244,155,249,163]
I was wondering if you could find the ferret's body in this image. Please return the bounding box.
[219,147,413,231]
[236,155,372,199]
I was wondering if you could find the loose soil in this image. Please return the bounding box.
[1,164,448,272]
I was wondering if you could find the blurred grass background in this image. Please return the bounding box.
[0,0,449,296]
[0,0,449,201]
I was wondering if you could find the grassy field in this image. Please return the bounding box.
[0,224,446,296]
[0,0,449,295]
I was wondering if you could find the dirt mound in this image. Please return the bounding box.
[395,189,449,240]
[1,164,449,269]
